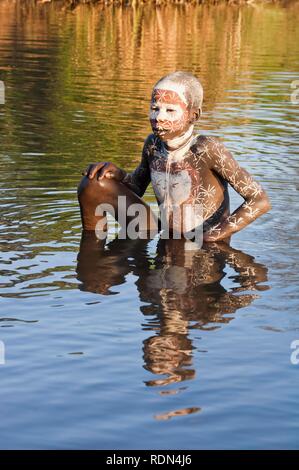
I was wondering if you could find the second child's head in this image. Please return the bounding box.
[149,71,203,142]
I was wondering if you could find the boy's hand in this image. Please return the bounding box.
[82,162,125,181]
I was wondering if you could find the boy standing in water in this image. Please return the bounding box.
[78,71,271,242]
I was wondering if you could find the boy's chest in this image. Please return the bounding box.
[148,147,213,204]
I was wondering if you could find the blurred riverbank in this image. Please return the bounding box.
[4,0,296,9]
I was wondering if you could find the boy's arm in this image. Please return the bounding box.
[121,135,152,197]
[204,138,271,241]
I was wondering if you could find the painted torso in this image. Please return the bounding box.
[122,131,264,237]
[146,133,230,230]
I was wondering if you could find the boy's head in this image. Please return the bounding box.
[149,71,203,142]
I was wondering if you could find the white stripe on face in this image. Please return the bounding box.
[154,80,188,105]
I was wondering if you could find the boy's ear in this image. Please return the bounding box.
[190,107,201,123]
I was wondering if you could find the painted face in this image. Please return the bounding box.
[149,88,192,141]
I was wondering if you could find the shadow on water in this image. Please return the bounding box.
[77,231,269,390]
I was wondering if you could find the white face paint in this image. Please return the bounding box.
[149,102,185,125]
[149,84,191,143]
[154,80,188,105]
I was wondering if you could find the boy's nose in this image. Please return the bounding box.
[156,109,167,121]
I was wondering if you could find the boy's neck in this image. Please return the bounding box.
[163,125,194,151]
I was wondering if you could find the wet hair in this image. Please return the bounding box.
[153,71,203,115]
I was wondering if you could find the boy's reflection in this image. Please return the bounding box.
[76,231,269,387]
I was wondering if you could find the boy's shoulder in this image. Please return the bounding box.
[191,133,224,152]
[191,134,232,166]
[144,133,160,147]
[143,133,163,156]
[144,133,159,147]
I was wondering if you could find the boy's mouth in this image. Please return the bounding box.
[153,126,167,135]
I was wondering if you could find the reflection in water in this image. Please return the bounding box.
[77,231,269,388]
[154,406,201,421]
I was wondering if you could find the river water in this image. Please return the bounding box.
[0,0,298,449]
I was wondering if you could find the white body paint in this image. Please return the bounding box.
[151,127,196,207]
[164,125,195,155]
[151,127,203,232]
[151,168,191,206]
